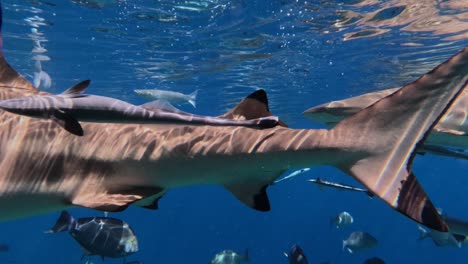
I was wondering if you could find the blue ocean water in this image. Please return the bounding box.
[0,0,466,263]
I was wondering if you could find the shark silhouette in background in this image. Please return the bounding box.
[0,1,466,234]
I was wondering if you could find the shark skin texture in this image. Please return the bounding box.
[0,2,467,233]
[304,84,468,159]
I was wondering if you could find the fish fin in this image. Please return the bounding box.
[0,2,38,97]
[61,80,90,96]
[51,110,84,136]
[188,89,198,108]
[332,48,468,232]
[46,210,75,233]
[220,89,288,127]
[224,183,270,211]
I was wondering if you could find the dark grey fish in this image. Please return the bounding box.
[285,244,308,264]
[363,257,386,264]
[210,249,249,264]
[47,210,138,261]
[343,231,378,253]
[0,81,279,136]
[309,178,374,198]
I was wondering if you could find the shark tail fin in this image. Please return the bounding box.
[46,210,75,233]
[220,89,288,127]
[330,48,468,232]
[0,2,37,98]
[188,89,198,108]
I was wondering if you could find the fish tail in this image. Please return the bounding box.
[188,89,198,108]
[329,48,468,232]
[47,210,75,233]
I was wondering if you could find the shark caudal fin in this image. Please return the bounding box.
[330,48,468,232]
[220,89,288,127]
[0,2,37,98]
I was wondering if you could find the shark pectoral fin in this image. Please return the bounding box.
[72,193,143,212]
[224,183,270,211]
[51,110,84,136]
[132,190,167,210]
[61,80,90,96]
[219,89,288,127]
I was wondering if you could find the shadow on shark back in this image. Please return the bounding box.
[0,2,467,233]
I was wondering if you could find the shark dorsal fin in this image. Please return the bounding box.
[220,89,288,127]
[61,80,91,96]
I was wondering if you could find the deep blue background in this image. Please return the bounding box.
[0,0,466,263]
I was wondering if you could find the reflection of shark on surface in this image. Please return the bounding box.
[304,83,468,160]
[0,3,467,235]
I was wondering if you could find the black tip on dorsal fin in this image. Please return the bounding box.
[62,80,91,96]
[220,89,288,127]
[247,89,270,111]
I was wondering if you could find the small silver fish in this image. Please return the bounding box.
[343,231,378,253]
[134,89,198,108]
[210,249,249,264]
[330,211,353,228]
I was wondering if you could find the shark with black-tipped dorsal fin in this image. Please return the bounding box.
[0,80,279,136]
[304,82,468,160]
[0,1,466,234]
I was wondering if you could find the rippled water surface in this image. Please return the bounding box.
[0,0,466,263]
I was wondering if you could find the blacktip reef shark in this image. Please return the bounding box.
[0,2,466,233]
[304,81,468,160]
[0,80,279,136]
